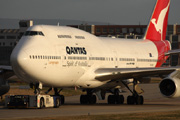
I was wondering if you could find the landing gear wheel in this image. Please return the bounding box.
[89,95,97,104]
[116,95,124,104]
[127,96,135,105]
[80,95,88,104]
[60,95,65,104]
[93,95,97,104]
[55,98,60,108]
[80,95,97,104]
[127,95,144,105]
[108,95,116,104]
[140,96,144,105]
[135,95,144,105]
[108,95,124,104]
[40,98,44,109]
[52,88,65,105]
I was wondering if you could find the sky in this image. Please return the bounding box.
[0,0,180,25]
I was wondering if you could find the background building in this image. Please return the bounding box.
[0,20,33,65]
[69,24,180,66]
[0,20,180,66]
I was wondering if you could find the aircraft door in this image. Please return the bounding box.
[113,51,118,68]
[61,47,67,67]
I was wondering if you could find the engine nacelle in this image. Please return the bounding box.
[159,77,180,98]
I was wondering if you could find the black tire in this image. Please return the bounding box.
[135,96,144,105]
[80,95,84,104]
[55,98,60,108]
[135,96,141,105]
[60,95,65,105]
[139,96,144,105]
[108,95,116,104]
[116,95,124,104]
[40,98,44,109]
[80,95,88,104]
[89,95,97,104]
[92,95,97,104]
[127,96,135,105]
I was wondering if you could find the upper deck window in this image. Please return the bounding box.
[24,31,44,36]
[58,35,72,38]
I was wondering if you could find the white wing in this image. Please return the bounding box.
[95,67,178,82]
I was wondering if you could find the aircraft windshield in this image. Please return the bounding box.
[24,31,44,36]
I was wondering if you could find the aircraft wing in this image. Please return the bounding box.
[95,67,179,81]
[0,65,12,71]
[0,65,14,79]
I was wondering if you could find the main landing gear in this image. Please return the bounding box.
[80,90,97,104]
[122,79,144,105]
[107,89,124,104]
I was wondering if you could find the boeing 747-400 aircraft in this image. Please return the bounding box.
[2,0,180,105]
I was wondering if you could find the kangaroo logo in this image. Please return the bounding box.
[151,2,170,40]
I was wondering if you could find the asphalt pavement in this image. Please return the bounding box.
[1,83,180,119]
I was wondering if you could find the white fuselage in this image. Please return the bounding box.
[10,25,161,89]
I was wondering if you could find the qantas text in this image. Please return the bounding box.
[66,46,87,55]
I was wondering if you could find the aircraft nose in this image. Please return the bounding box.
[11,49,28,71]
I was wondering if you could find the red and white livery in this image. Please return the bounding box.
[8,0,180,105]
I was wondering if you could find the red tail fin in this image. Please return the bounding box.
[144,0,170,41]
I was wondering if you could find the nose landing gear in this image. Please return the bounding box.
[29,83,42,94]
[46,87,65,105]
[29,83,65,104]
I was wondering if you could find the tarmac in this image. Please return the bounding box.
[1,83,180,119]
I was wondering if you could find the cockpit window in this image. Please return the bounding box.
[24,31,45,36]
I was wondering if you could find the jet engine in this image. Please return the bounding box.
[159,70,180,98]
[0,83,10,96]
